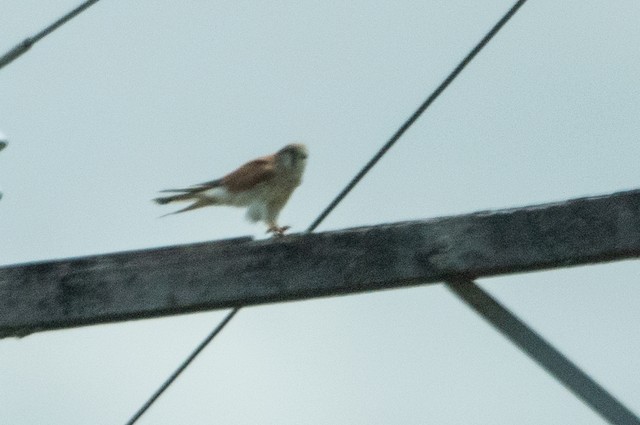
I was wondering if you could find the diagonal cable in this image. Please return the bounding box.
[123,2,528,423]
[124,308,239,425]
[446,279,640,425]
[307,0,528,232]
[0,0,102,70]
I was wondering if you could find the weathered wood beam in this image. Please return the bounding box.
[2,189,640,338]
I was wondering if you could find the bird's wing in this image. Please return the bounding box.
[221,156,276,193]
[158,155,276,194]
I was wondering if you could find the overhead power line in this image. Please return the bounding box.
[124,308,238,425]
[307,0,528,232]
[120,1,529,423]
[0,0,102,70]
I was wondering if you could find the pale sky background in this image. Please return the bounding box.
[1,1,640,424]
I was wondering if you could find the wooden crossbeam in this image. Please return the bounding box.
[2,189,640,338]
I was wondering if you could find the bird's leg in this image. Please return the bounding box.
[266,224,291,237]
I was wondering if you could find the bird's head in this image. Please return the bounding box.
[276,143,308,170]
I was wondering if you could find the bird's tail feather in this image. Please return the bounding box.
[158,199,214,217]
[158,188,194,193]
[153,193,195,205]
[159,179,222,194]
[154,182,222,217]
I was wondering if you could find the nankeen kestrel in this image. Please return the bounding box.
[154,143,308,235]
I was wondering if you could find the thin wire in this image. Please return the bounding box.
[124,308,239,425]
[0,0,102,70]
[124,2,528,423]
[306,0,528,233]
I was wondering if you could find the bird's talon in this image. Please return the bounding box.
[267,225,290,237]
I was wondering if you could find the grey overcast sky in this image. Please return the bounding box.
[1,1,639,424]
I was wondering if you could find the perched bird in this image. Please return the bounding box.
[154,143,308,235]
